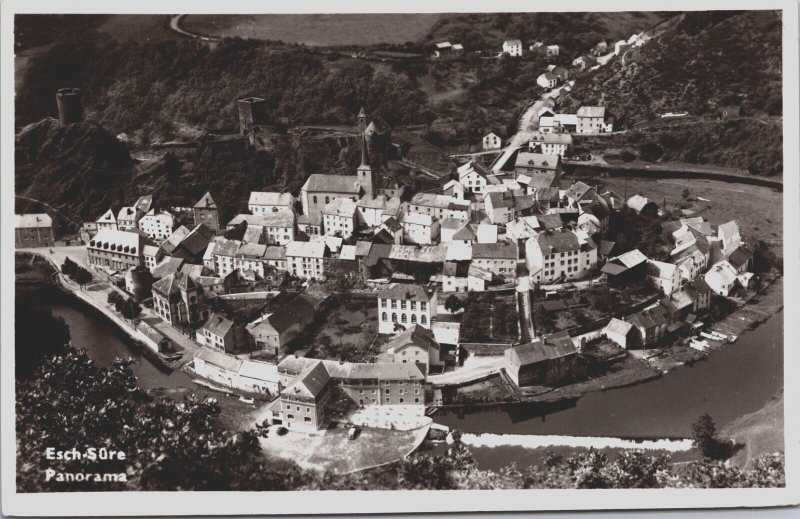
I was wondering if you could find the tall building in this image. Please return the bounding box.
[193,192,220,231]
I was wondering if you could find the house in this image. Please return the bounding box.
[160,225,191,256]
[408,193,470,220]
[660,290,695,322]
[401,212,440,245]
[503,39,523,57]
[537,71,560,89]
[229,213,296,246]
[538,112,578,134]
[687,277,713,313]
[276,361,332,432]
[248,192,294,215]
[476,223,498,244]
[504,336,579,387]
[210,238,242,277]
[546,44,560,57]
[193,192,220,231]
[483,132,502,150]
[647,260,682,295]
[236,360,280,396]
[79,221,98,244]
[15,213,54,248]
[728,246,753,274]
[116,206,138,230]
[143,244,163,270]
[356,194,387,228]
[457,161,490,194]
[323,197,358,238]
[152,272,208,326]
[674,245,709,282]
[598,240,618,262]
[526,228,597,285]
[376,217,404,245]
[443,180,465,200]
[152,257,185,282]
[246,296,316,355]
[468,265,492,292]
[704,260,739,296]
[199,312,250,354]
[96,208,118,231]
[440,218,469,243]
[720,105,741,119]
[286,240,328,280]
[87,229,156,271]
[626,195,658,215]
[528,132,572,157]
[513,152,562,188]
[572,54,596,70]
[717,221,742,259]
[603,318,642,349]
[601,248,648,286]
[138,209,175,242]
[484,191,516,225]
[442,261,469,293]
[377,324,443,375]
[377,283,437,334]
[472,241,517,278]
[627,305,671,347]
[576,106,612,134]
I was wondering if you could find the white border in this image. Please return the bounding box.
[2,0,798,515]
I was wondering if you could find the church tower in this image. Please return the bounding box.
[357,106,367,133]
[357,133,374,197]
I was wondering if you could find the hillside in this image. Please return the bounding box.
[561,11,782,176]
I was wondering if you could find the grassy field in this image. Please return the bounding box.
[571,175,784,257]
[721,389,784,470]
[182,14,442,46]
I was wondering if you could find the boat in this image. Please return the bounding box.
[239,396,255,404]
[689,339,710,352]
[700,330,726,341]
[727,334,738,343]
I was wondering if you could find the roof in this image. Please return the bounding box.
[690,276,713,294]
[278,356,424,382]
[577,106,606,118]
[228,212,295,229]
[628,305,670,330]
[530,132,573,145]
[383,324,439,355]
[705,260,738,284]
[389,244,447,263]
[402,212,434,226]
[88,228,154,254]
[237,242,267,258]
[161,226,191,254]
[728,246,753,269]
[355,240,373,257]
[323,197,357,218]
[194,192,217,209]
[564,181,594,202]
[610,249,648,268]
[249,191,294,207]
[487,191,516,209]
[356,194,387,209]
[284,361,331,399]
[212,237,242,257]
[599,240,616,256]
[15,213,52,228]
[377,283,435,302]
[134,195,153,214]
[365,117,391,137]
[383,196,402,216]
[339,244,356,261]
[116,206,136,221]
[286,240,326,258]
[452,223,477,241]
[151,256,184,280]
[194,347,243,372]
[472,241,517,260]
[604,318,634,336]
[440,217,468,230]
[256,296,316,334]
[505,338,576,367]
[237,360,279,383]
[536,229,580,254]
[718,220,740,239]
[201,313,236,338]
[514,152,560,171]
[647,260,678,279]
[410,193,469,211]
[468,265,492,281]
[302,174,362,194]
[661,290,694,312]
[96,208,116,224]
[263,246,286,261]
[627,195,654,213]
[504,39,522,46]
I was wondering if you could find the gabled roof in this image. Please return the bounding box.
[134,195,154,214]
[201,313,236,338]
[564,181,594,202]
[628,304,670,330]
[468,265,492,281]
[646,260,678,280]
[728,246,753,269]
[117,206,137,221]
[505,338,576,367]
[472,241,517,260]
[302,174,362,194]
[96,208,117,224]
[577,106,606,118]
[383,324,439,355]
[15,213,52,228]
[194,192,217,210]
[151,256,184,280]
[599,240,617,256]
[609,249,648,268]
[323,197,357,217]
[263,245,287,261]
[249,191,294,207]
[284,361,331,399]
[452,223,477,241]
[604,317,634,336]
[357,194,387,209]
[286,240,326,258]
[535,229,580,254]
[161,226,191,254]
[627,195,654,213]
[514,152,560,170]
[377,283,436,302]
[179,224,216,256]
[487,191,516,209]
[88,228,154,255]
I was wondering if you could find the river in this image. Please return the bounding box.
[49,297,783,470]
[433,310,783,468]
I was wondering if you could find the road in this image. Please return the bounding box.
[18,246,205,361]
[169,14,216,41]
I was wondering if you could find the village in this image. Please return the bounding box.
[14,32,780,472]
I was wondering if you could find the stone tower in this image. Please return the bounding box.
[357,133,374,197]
[357,106,367,133]
[237,97,267,137]
[56,88,83,127]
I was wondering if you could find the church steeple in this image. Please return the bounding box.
[357,133,374,197]
[357,106,367,132]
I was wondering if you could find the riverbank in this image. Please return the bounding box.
[721,389,784,471]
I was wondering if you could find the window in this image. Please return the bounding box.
[313,196,317,204]
[401,314,407,323]
[411,314,417,324]
[399,398,404,403]
[421,315,427,324]
[287,414,294,420]
[420,302,427,311]
[392,313,397,322]
[382,312,388,321]
[401,300,407,310]
[304,416,311,422]
[385,389,390,394]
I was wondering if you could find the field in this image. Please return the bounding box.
[182,14,442,46]
[572,175,784,257]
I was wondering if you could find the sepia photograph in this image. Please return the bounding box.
[2,0,798,515]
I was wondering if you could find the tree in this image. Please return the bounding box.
[61,257,77,278]
[75,267,93,288]
[107,291,122,306]
[444,294,464,313]
[691,413,721,459]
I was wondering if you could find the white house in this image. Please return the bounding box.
[717,221,742,259]
[528,132,572,157]
[482,132,502,150]
[704,260,739,296]
[484,191,516,225]
[467,265,492,292]
[286,240,327,280]
[537,71,559,89]
[443,179,465,200]
[408,193,470,220]
[457,161,489,194]
[96,208,118,231]
[377,284,437,334]
[646,260,682,295]
[401,212,440,245]
[576,106,612,134]
[322,197,358,238]
[356,194,387,228]
[138,209,175,242]
[503,39,523,57]
[248,192,294,215]
[525,228,597,285]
